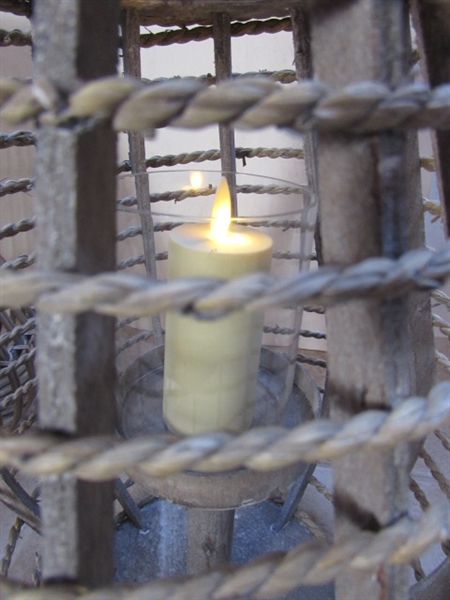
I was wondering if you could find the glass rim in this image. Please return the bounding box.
[117,168,314,222]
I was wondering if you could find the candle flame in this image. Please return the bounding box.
[210,178,231,242]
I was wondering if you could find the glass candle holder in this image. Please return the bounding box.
[116,169,318,437]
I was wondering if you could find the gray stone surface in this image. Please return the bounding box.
[115,499,335,599]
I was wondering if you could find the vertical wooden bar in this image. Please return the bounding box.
[308,1,435,598]
[410,0,450,235]
[274,6,320,532]
[213,12,237,215]
[121,8,163,345]
[186,509,234,575]
[176,13,237,575]
[33,0,120,585]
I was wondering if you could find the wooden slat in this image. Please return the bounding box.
[410,0,450,236]
[33,0,120,586]
[121,8,163,346]
[309,1,435,598]
[120,0,294,26]
[186,508,234,575]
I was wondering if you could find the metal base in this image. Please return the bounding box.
[115,499,334,600]
[117,347,322,509]
[115,346,329,596]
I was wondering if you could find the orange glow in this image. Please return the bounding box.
[190,171,203,190]
[210,177,231,242]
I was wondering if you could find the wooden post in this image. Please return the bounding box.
[410,0,450,235]
[33,0,120,586]
[186,508,234,575]
[308,1,435,598]
[178,16,238,574]
[274,6,321,532]
[121,8,163,346]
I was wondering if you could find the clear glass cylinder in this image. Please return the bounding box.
[116,169,318,436]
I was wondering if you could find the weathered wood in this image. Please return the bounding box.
[409,556,450,600]
[213,12,237,216]
[33,0,120,586]
[120,0,297,26]
[274,6,322,532]
[309,1,434,598]
[410,0,450,235]
[121,8,163,346]
[186,508,234,575]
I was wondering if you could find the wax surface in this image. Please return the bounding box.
[163,223,273,434]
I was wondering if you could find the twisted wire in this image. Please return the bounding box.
[116,217,305,243]
[293,509,330,542]
[0,348,36,378]
[420,156,435,172]
[0,28,30,47]
[0,179,33,197]
[117,146,304,172]
[116,250,314,269]
[419,447,450,499]
[304,306,325,315]
[0,131,35,149]
[435,430,450,453]
[0,518,24,578]
[0,381,448,480]
[0,378,37,411]
[263,325,296,336]
[410,557,426,583]
[142,68,295,93]
[432,289,450,310]
[116,252,167,271]
[118,184,304,209]
[13,412,36,436]
[410,477,430,510]
[116,330,154,355]
[298,329,326,340]
[297,353,327,369]
[0,217,35,240]
[115,316,139,330]
[2,75,450,135]
[139,18,292,48]
[423,197,442,220]
[432,313,450,341]
[1,502,448,599]
[436,350,450,374]
[116,254,145,270]
[0,318,35,348]
[0,18,293,50]
[0,253,36,271]
[0,487,39,533]
[1,242,448,319]
[309,475,334,504]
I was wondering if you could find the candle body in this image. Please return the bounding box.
[163,223,272,435]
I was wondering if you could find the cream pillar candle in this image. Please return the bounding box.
[163,178,273,435]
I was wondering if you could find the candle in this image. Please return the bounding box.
[163,178,273,435]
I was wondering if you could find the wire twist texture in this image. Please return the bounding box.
[1,75,449,135]
[0,502,448,599]
[1,242,448,318]
[0,381,448,479]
